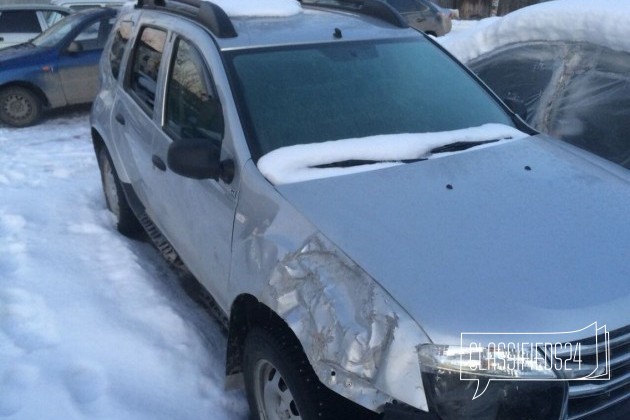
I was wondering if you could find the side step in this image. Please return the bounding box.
[137,211,185,269]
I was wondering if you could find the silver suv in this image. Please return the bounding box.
[91,1,630,419]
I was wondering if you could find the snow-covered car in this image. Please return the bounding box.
[440,0,630,169]
[0,4,71,49]
[91,0,630,419]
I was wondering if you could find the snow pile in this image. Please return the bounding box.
[258,124,527,185]
[209,0,302,17]
[0,113,247,419]
[439,0,630,63]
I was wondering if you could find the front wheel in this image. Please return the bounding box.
[243,326,377,420]
[243,327,333,420]
[0,86,43,127]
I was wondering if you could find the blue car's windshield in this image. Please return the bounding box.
[31,13,85,48]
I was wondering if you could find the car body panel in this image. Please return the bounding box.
[275,135,630,345]
[91,2,629,417]
[0,8,116,111]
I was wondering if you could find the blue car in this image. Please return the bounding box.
[0,7,116,127]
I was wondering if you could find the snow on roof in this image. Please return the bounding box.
[439,0,630,63]
[209,0,302,17]
[258,124,528,185]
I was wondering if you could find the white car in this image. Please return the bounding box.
[0,5,70,49]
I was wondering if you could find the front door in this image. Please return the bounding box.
[149,34,237,309]
[57,15,113,104]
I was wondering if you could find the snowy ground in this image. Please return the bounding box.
[0,110,248,419]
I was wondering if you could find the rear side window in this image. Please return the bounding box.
[164,37,223,142]
[41,11,67,27]
[0,11,42,33]
[109,21,133,80]
[127,26,167,115]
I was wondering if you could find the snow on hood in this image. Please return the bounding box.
[258,124,528,185]
[439,0,630,63]
[209,0,301,17]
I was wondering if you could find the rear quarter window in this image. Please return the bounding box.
[109,21,133,80]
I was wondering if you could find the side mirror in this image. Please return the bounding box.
[503,96,528,121]
[167,138,221,180]
[66,41,83,55]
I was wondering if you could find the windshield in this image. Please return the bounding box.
[226,38,514,160]
[31,13,85,48]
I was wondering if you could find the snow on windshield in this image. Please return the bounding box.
[439,0,630,63]
[258,124,528,185]
[209,0,301,17]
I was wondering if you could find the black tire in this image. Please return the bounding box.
[97,146,142,236]
[244,327,331,420]
[0,86,43,127]
[243,326,377,420]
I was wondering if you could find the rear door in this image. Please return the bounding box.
[113,24,169,210]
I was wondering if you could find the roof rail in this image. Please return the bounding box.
[137,0,237,38]
[299,0,407,28]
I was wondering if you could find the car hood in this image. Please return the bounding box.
[0,43,39,61]
[276,135,630,344]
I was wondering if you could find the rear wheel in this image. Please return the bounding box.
[97,147,142,236]
[0,86,43,127]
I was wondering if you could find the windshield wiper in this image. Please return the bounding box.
[313,158,426,168]
[429,139,501,154]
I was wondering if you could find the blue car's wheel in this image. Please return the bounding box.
[0,86,42,127]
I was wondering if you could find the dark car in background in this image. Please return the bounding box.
[385,0,452,36]
[0,7,117,127]
[0,4,71,49]
[440,0,630,169]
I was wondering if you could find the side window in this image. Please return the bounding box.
[164,38,224,141]
[40,11,66,27]
[109,21,133,80]
[127,27,167,115]
[71,16,114,52]
[0,11,42,33]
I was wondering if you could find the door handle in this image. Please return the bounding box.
[152,155,166,171]
[115,113,126,125]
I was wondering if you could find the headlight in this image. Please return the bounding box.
[418,344,566,420]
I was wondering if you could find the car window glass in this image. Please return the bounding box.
[74,18,111,51]
[31,12,84,47]
[549,47,630,169]
[470,43,563,128]
[0,10,41,33]
[41,11,67,27]
[165,37,223,142]
[128,26,167,115]
[110,20,133,80]
[228,38,513,158]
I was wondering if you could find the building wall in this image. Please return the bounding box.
[435,0,545,19]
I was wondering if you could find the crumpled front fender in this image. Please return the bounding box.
[259,234,431,413]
